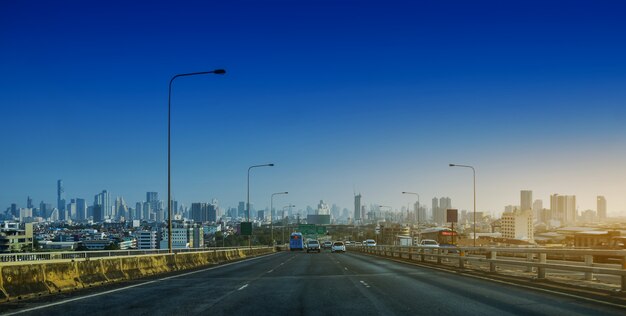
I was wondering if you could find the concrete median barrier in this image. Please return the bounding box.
[0,264,48,301]
[43,262,82,293]
[76,259,108,287]
[0,247,274,302]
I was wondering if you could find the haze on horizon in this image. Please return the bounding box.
[1,1,625,217]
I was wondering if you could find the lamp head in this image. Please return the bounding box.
[213,69,226,74]
[449,164,456,167]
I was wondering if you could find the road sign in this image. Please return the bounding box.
[447,209,458,223]
[298,224,327,236]
[240,222,252,236]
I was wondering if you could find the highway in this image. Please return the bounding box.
[2,250,625,316]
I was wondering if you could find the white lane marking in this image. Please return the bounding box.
[238,284,249,291]
[4,253,279,316]
[267,269,274,273]
[359,280,371,288]
[344,267,349,271]
[359,252,626,310]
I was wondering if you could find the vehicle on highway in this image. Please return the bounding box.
[365,239,377,247]
[420,227,457,246]
[290,232,304,251]
[419,239,440,248]
[331,241,346,253]
[306,239,321,253]
[322,241,333,249]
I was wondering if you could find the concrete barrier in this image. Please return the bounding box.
[0,265,48,301]
[76,259,108,287]
[0,247,274,302]
[43,262,82,293]
[101,258,126,282]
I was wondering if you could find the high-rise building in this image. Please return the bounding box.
[532,199,543,223]
[67,199,77,220]
[191,203,209,223]
[136,202,144,220]
[76,198,87,220]
[93,205,103,222]
[316,200,330,215]
[433,197,451,225]
[597,196,607,221]
[146,192,159,220]
[57,180,66,216]
[550,194,576,225]
[27,196,33,209]
[431,198,439,224]
[354,194,362,222]
[520,190,532,211]
[93,190,110,221]
[238,201,246,218]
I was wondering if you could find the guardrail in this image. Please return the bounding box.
[0,246,268,263]
[355,245,626,291]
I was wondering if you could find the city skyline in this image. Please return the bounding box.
[2,1,626,216]
[3,179,621,220]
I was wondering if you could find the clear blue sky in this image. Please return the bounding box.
[2,0,626,216]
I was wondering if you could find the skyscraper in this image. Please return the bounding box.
[597,196,607,221]
[238,201,246,218]
[76,198,87,220]
[550,194,576,225]
[191,203,209,223]
[431,197,439,224]
[146,192,159,221]
[520,190,532,211]
[354,194,362,222]
[57,180,66,216]
[94,190,110,221]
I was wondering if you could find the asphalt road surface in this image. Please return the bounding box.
[2,250,625,316]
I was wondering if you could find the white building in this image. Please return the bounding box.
[135,230,158,249]
[500,209,534,242]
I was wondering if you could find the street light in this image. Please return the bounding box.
[167,69,226,253]
[449,163,476,247]
[402,191,420,242]
[247,164,274,221]
[282,204,295,244]
[246,163,274,246]
[271,191,288,246]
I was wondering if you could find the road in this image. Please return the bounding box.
[2,250,624,316]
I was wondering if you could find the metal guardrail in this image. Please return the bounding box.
[355,245,626,291]
[0,246,269,263]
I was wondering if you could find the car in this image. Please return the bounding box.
[331,241,346,253]
[419,239,440,248]
[322,241,333,249]
[306,240,321,253]
[365,239,377,247]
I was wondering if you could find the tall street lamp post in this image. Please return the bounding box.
[167,69,225,253]
[271,191,288,246]
[402,191,420,242]
[247,163,274,246]
[282,204,295,244]
[449,163,477,247]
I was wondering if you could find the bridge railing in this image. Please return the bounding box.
[0,246,268,263]
[354,245,626,291]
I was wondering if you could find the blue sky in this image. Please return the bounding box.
[1,0,626,216]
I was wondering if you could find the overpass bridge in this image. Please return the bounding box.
[0,246,625,315]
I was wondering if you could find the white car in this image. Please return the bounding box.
[365,239,377,247]
[331,241,346,253]
[419,239,440,248]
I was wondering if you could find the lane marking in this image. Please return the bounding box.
[4,252,280,316]
[359,280,371,288]
[354,252,626,310]
[267,269,274,274]
[344,267,349,271]
[238,284,249,291]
